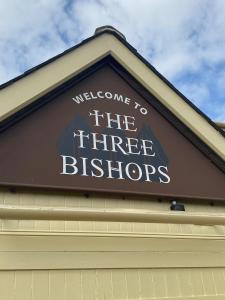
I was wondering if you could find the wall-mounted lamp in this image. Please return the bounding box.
[170,200,185,211]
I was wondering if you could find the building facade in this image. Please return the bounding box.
[0,26,225,300]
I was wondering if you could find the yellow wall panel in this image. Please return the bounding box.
[65,270,82,300]
[179,269,193,297]
[1,188,225,298]
[0,265,225,299]
[14,271,32,300]
[111,270,128,299]
[95,270,114,300]
[1,188,225,237]
[0,268,217,300]
[33,271,50,300]
[0,271,15,300]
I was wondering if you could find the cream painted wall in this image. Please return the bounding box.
[1,188,225,299]
[1,268,225,300]
[1,187,225,235]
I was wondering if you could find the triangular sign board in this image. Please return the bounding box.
[0,58,225,200]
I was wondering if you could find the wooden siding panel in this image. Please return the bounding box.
[0,271,15,300]
[49,271,65,300]
[33,271,49,300]
[1,189,225,298]
[95,270,114,300]
[14,271,32,300]
[1,189,225,238]
[0,268,225,299]
[64,270,82,300]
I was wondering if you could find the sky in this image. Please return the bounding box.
[0,0,225,121]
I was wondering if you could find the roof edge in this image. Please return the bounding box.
[0,27,223,139]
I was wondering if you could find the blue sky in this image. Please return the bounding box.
[0,0,225,121]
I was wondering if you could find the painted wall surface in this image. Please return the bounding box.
[1,187,225,299]
[1,268,225,300]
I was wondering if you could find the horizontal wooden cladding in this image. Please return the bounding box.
[3,205,225,225]
[1,234,225,270]
[1,269,225,300]
[2,251,225,270]
[1,234,225,252]
[2,188,225,236]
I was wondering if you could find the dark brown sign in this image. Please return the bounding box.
[0,63,225,200]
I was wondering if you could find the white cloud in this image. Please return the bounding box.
[0,0,78,82]
[178,82,210,107]
[217,70,225,92]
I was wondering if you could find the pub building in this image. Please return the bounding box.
[0,26,225,299]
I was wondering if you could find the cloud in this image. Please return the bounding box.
[0,0,225,121]
[0,0,79,81]
[178,82,210,107]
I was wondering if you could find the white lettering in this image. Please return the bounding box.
[141,140,155,156]
[72,95,84,104]
[106,160,124,179]
[144,164,156,182]
[83,92,91,100]
[91,159,104,178]
[80,157,88,176]
[91,133,109,151]
[123,115,137,132]
[114,94,123,102]
[158,166,170,183]
[106,112,122,129]
[111,135,128,155]
[60,155,78,175]
[140,107,148,115]
[97,91,104,98]
[105,92,113,99]
[90,92,97,99]
[73,130,89,148]
[126,138,140,155]
[124,97,130,105]
[125,163,142,181]
[89,110,104,127]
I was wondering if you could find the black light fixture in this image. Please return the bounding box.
[170,200,185,211]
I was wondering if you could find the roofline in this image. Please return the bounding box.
[0,28,224,138]
[216,122,225,129]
